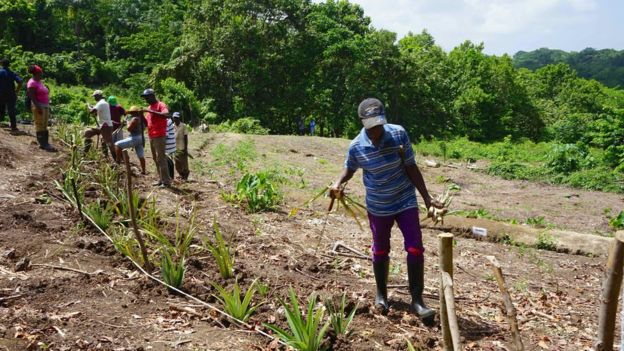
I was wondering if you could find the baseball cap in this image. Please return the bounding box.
[358,98,387,129]
[107,96,118,106]
[172,112,181,118]
[141,88,155,97]
[92,89,104,97]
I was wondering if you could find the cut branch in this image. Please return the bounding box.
[595,231,624,351]
[486,255,524,351]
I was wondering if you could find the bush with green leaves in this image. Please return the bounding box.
[212,279,263,322]
[213,117,269,135]
[536,231,557,251]
[157,77,206,125]
[609,211,624,229]
[228,171,282,213]
[264,288,330,351]
[545,143,593,174]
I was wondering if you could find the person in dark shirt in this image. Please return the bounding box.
[0,59,23,132]
[107,96,126,143]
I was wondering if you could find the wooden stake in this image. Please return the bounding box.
[123,150,152,271]
[442,272,462,351]
[439,233,454,350]
[486,255,524,351]
[595,231,624,351]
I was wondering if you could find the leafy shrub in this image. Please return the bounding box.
[486,161,544,180]
[213,117,269,135]
[264,288,330,351]
[158,77,206,125]
[212,279,263,322]
[536,232,557,251]
[564,168,624,193]
[545,143,592,174]
[229,171,282,213]
[609,211,624,229]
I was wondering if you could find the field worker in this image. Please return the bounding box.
[108,95,126,144]
[0,58,23,132]
[309,119,316,135]
[165,115,176,178]
[85,90,115,159]
[172,112,190,180]
[141,88,170,187]
[329,98,443,323]
[26,65,55,151]
[114,106,146,174]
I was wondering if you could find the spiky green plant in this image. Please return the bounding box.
[324,293,357,336]
[83,199,114,231]
[109,225,144,266]
[161,250,185,289]
[212,279,263,322]
[264,288,330,351]
[203,220,234,279]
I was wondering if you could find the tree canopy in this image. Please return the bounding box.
[1,0,623,173]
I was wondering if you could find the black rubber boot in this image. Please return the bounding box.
[40,131,56,152]
[407,262,435,325]
[372,260,390,313]
[36,131,46,149]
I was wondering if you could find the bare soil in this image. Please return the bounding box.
[0,127,620,350]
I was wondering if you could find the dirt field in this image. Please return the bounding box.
[0,126,621,350]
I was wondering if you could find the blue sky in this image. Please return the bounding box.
[340,0,624,55]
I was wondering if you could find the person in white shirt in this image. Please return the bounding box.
[165,117,176,178]
[84,90,116,160]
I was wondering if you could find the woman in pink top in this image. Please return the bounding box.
[26,65,54,151]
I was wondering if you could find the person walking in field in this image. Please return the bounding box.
[172,112,190,180]
[0,59,23,132]
[114,106,146,174]
[85,90,115,160]
[141,88,171,187]
[330,98,442,323]
[165,115,176,179]
[108,95,125,144]
[26,65,55,151]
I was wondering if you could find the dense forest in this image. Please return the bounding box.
[1,0,623,180]
[514,48,624,88]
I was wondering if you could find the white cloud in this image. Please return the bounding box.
[329,0,603,54]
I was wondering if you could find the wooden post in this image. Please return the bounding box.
[442,272,461,350]
[486,256,524,351]
[595,231,624,351]
[123,150,152,271]
[439,233,454,350]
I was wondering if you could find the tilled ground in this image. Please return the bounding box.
[0,127,617,350]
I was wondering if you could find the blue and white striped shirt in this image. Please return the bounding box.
[345,124,417,216]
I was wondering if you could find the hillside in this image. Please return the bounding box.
[0,125,620,350]
[513,47,624,88]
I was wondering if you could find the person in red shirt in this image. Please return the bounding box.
[140,88,171,187]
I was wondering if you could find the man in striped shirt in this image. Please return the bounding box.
[330,98,442,323]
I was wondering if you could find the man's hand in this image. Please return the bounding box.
[329,184,344,199]
[423,195,444,212]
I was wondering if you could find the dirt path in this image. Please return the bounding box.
[0,128,618,350]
